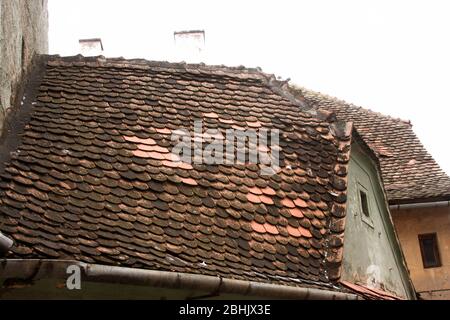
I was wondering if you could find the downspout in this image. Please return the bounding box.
[390,200,450,211]
[0,259,359,300]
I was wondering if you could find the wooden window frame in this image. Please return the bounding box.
[418,233,442,268]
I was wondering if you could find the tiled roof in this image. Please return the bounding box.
[0,55,354,292]
[340,281,403,300]
[292,87,450,204]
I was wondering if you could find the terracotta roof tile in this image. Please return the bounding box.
[281,198,296,208]
[340,281,403,300]
[0,55,354,294]
[291,86,450,203]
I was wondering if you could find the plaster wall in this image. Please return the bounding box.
[341,142,414,299]
[392,205,450,299]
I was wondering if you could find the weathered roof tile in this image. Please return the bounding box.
[292,86,450,203]
[0,55,355,293]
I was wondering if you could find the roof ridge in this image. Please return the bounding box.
[258,74,355,141]
[44,54,345,126]
[44,54,275,81]
[292,85,412,126]
[262,75,340,122]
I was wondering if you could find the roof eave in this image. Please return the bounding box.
[389,195,450,206]
[0,259,359,300]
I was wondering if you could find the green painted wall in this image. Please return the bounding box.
[342,141,415,299]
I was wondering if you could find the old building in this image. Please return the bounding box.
[0,0,48,134]
[0,55,415,299]
[291,86,450,299]
[0,0,424,300]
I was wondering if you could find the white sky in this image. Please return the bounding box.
[48,0,450,175]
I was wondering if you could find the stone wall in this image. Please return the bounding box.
[0,0,48,133]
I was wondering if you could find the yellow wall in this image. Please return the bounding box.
[391,205,450,300]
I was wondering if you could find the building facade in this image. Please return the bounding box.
[392,204,450,299]
[0,0,440,298]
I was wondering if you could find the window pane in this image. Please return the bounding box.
[360,190,370,217]
[419,234,441,268]
[422,238,437,266]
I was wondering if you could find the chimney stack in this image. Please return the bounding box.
[174,30,205,63]
[79,38,103,56]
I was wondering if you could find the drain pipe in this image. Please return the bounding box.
[0,259,359,300]
[0,232,14,255]
[390,200,450,211]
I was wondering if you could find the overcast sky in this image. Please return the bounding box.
[48,0,450,175]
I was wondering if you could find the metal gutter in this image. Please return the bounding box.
[0,259,359,300]
[390,200,450,211]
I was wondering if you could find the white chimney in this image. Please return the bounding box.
[79,38,103,56]
[174,30,205,63]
